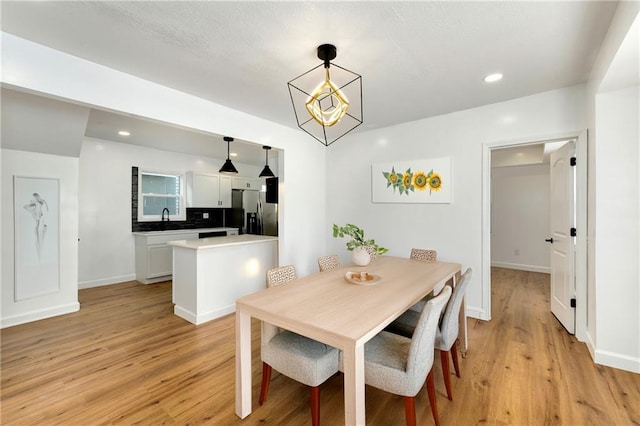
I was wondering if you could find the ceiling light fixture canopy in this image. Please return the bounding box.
[288,44,363,147]
[259,145,275,178]
[219,136,239,174]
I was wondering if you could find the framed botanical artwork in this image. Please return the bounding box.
[371,157,452,203]
[13,176,60,301]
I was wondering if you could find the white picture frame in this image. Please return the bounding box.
[13,176,60,301]
[372,157,452,203]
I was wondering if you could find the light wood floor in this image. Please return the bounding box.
[2,268,639,425]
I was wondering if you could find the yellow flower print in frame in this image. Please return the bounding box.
[401,171,413,191]
[412,171,428,191]
[382,166,403,193]
[427,171,442,193]
[372,157,451,203]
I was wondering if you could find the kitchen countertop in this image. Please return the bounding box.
[167,234,278,250]
[132,227,238,236]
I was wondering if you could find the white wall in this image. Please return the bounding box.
[326,85,587,321]
[586,2,640,373]
[78,137,269,288]
[491,164,550,273]
[594,86,640,372]
[1,149,80,327]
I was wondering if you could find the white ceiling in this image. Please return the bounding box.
[0,1,619,161]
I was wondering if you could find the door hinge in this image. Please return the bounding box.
[570,157,577,166]
[570,298,576,308]
[570,227,577,237]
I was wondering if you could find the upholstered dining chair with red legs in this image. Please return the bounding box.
[386,268,472,401]
[260,265,339,426]
[407,248,439,312]
[341,286,452,426]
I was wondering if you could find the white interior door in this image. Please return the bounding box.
[548,141,576,333]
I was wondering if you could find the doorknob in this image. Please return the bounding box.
[545,238,554,243]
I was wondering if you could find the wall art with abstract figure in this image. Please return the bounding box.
[14,176,60,300]
[371,157,452,203]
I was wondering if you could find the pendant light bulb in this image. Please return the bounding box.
[304,44,350,127]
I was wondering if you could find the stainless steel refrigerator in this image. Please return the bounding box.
[229,189,277,236]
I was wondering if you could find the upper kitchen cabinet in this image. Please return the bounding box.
[219,175,232,207]
[186,172,231,208]
[231,177,263,191]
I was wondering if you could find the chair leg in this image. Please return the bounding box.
[440,350,453,401]
[403,396,417,426]
[259,362,272,406]
[310,386,320,426]
[426,370,440,426]
[451,340,461,378]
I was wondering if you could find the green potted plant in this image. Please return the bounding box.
[332,224,388,266]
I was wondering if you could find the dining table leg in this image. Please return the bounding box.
[343,341,366,425]
[235,309,252,418]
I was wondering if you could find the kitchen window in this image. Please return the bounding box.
[138,170,186,221]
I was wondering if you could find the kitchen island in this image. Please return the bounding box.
[133,227,238,284]
[168,234,278,325]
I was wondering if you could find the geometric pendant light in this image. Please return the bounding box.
[258,146,275,178]
[288,44,363,147]
[219,136,239,174]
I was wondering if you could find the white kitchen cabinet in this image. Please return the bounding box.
[218,175,232,207]
[187,172,231,208]
[231,177,263,191]
[134,232,198,284]
[147,244,173,278]
[133,228,238,284]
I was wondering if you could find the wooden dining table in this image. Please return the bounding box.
[235,255,462,425]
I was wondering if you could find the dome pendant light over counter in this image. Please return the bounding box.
[259,146,275,178]
[288,43,363,147]
[219,136,238,174]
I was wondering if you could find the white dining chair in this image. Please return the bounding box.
[260,265,340,426]
[341,286,452,426]
[386,268,472,401]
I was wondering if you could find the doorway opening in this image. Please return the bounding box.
[481,131,588,342]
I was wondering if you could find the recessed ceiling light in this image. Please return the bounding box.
[484,73,503,83]
[230,152,238,157]
[118,130,131,136]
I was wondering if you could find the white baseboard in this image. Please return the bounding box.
[594,348,640,374]
[1,302,80,329]
[466,306,491,321]
[79,274,137,289]
[584,330,596,358]
[195,305,235,324]
[174,304,235,325]
[174,305,197,324]
[491,261,550,274]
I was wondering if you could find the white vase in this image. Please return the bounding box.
[351,246,371,266]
